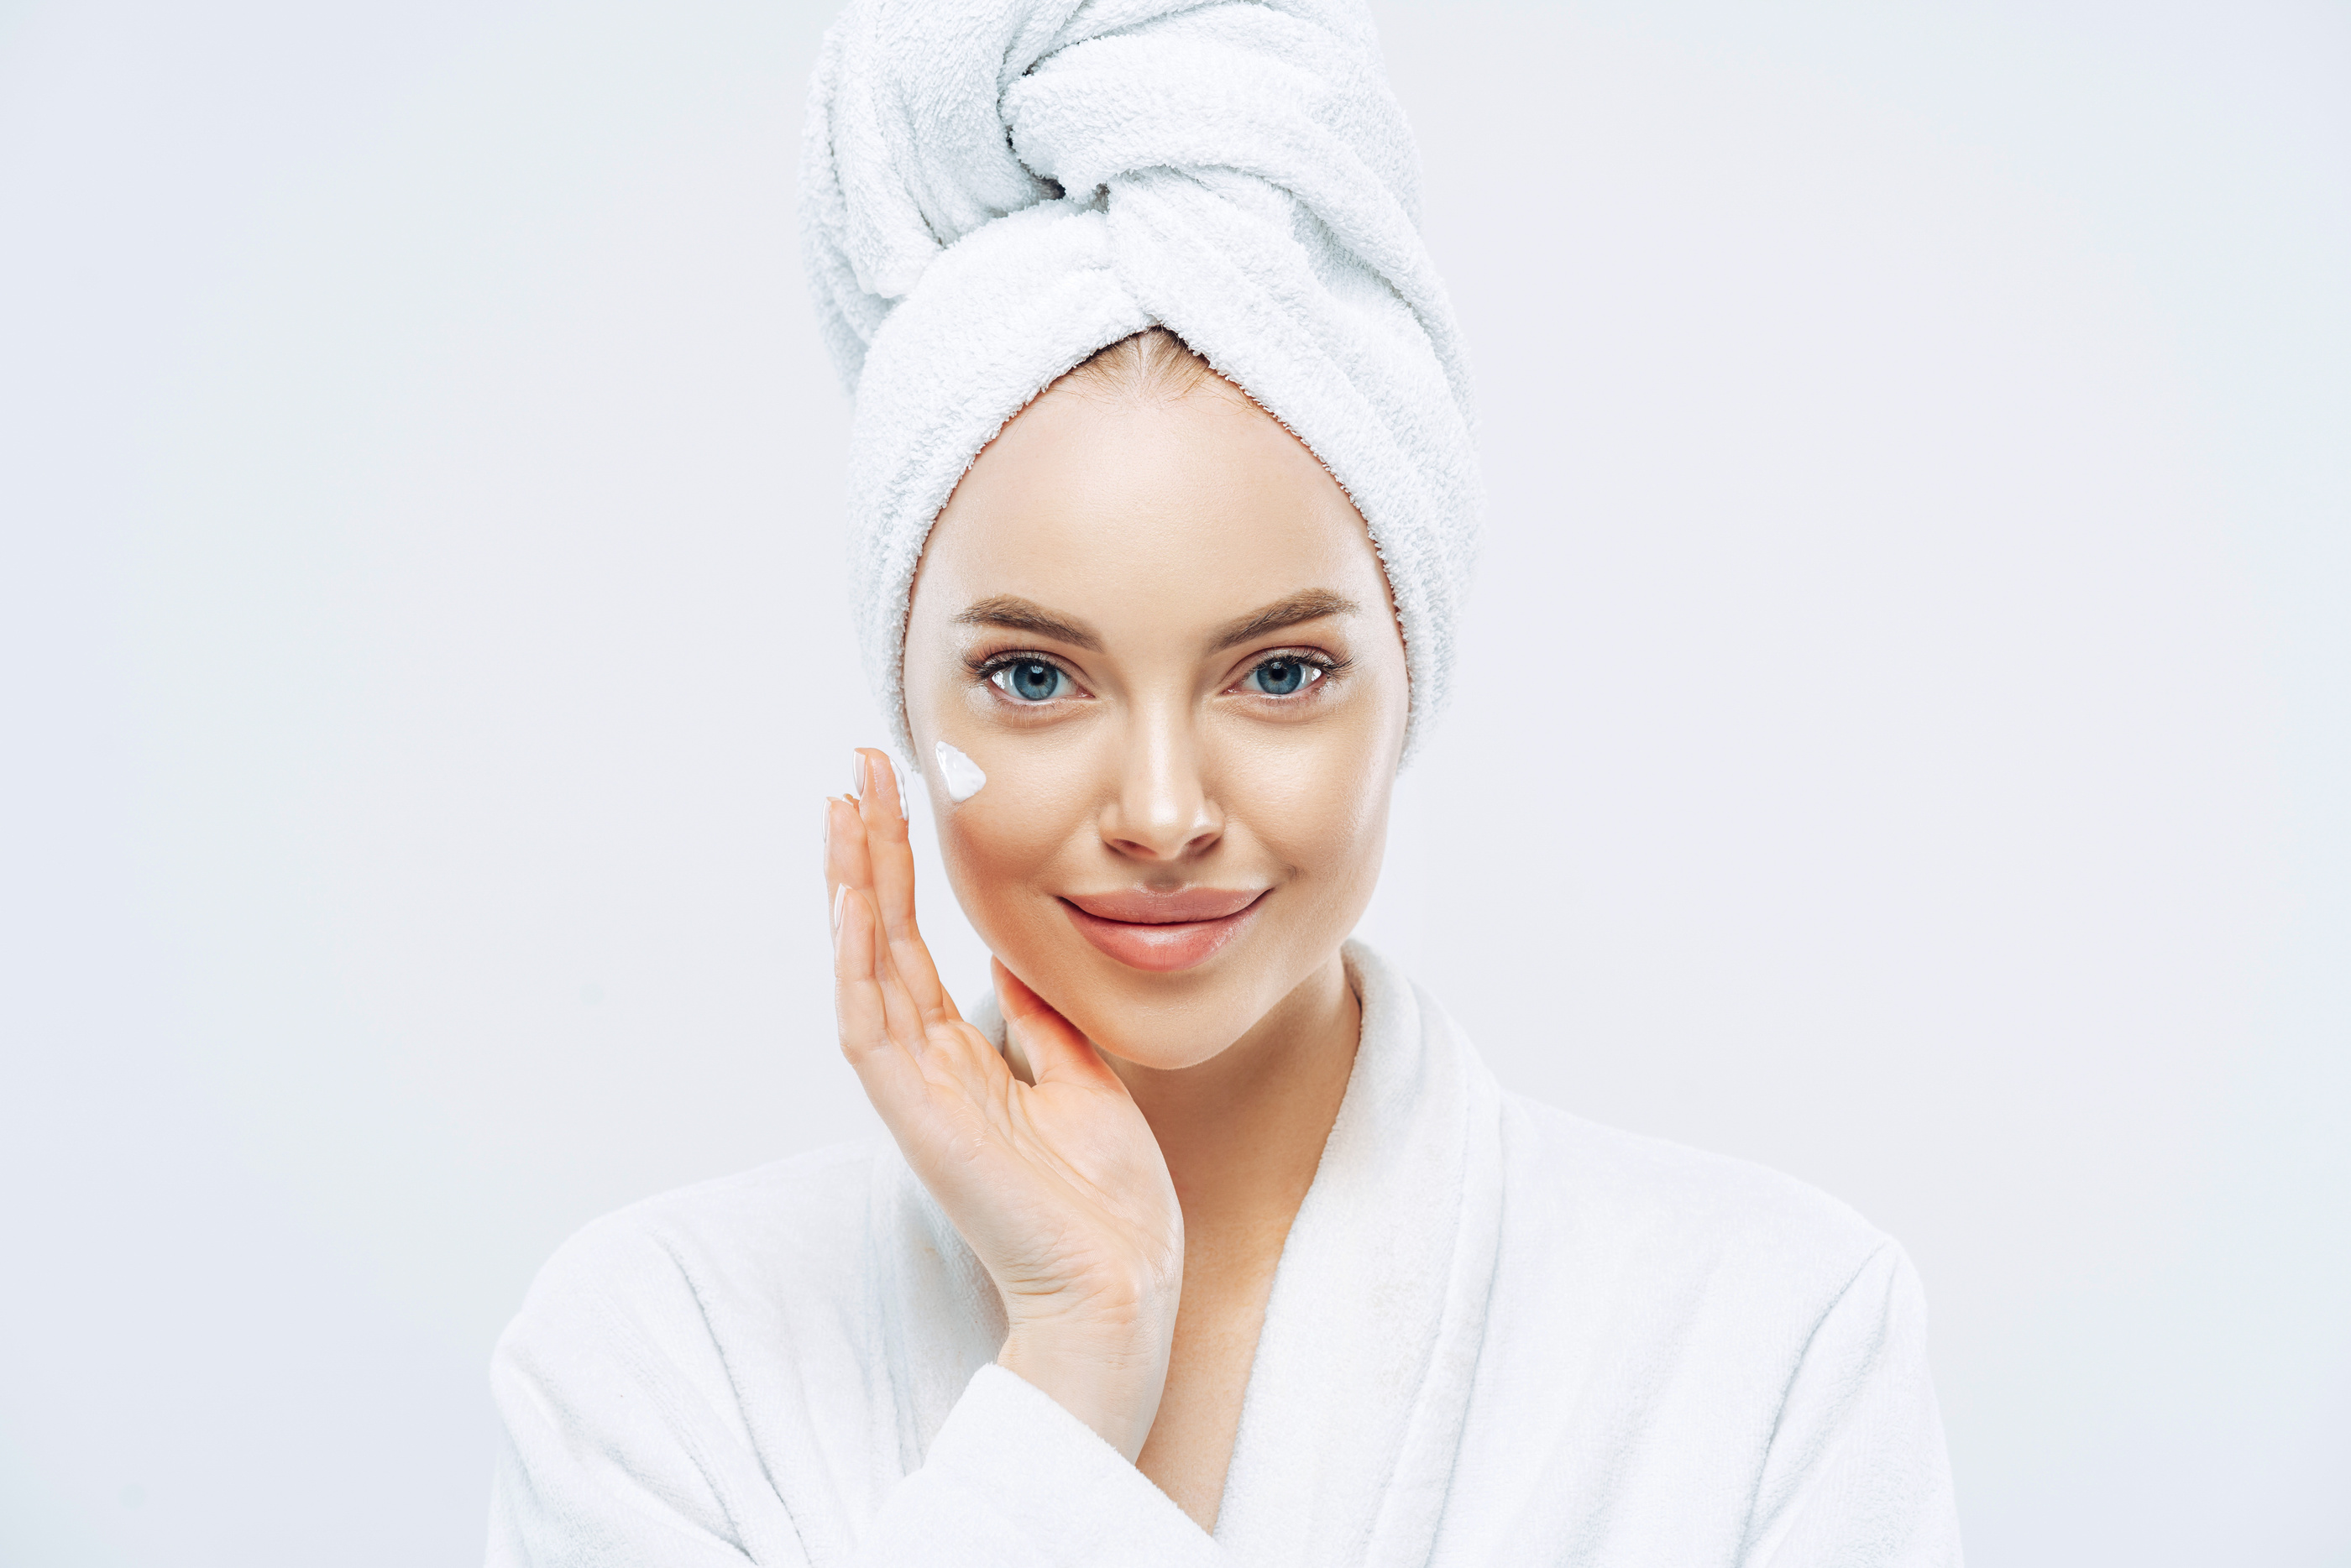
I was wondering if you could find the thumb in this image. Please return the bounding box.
[992,959,1119,1090]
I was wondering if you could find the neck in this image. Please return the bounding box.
[1110,951,1360,1246]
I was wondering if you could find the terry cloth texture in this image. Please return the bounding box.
[488,942,1965,1566]
[801,0,1481,766]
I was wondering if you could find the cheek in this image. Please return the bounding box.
[938,787,1060,881]
[927,733,1100,938]
[1217,705,1398,896]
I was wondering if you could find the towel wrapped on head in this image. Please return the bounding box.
[801,0,1480,764]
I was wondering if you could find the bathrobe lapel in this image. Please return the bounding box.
[869,941,1505,1567]
[1212,941,1507,1568]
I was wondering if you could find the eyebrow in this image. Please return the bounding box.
[952,587,1361,656]
[954,595,1104,651]
[1207,588,1361,652]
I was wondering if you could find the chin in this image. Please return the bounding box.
[993,909,1324,1073]
[1075,991,1263,1072]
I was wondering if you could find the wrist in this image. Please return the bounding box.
[997,1315,1172,1462]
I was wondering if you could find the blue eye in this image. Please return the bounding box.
[990,660,1066,703]
[1248,656,1320,697]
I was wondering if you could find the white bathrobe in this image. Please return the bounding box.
[488,943,1961,1565]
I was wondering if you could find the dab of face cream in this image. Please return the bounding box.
[934,740,987,803]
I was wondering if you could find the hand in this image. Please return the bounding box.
[824,748,1184,1461]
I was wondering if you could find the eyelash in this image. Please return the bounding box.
[969,649,1345,705]
[1231,650,1343,698]
[974,653,1082,704]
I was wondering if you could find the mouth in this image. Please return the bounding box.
[1058,886,1270,973]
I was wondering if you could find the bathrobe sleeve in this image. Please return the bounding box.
[1738,1243,1965,1568]
[486,1216,1222,1567]
[849,1366,1224,1566]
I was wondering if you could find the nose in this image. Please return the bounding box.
[1099,701,1223,864]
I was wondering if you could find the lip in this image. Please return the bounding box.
[1059,887,1269,973]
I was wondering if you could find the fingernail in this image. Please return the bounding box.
[830,881,847,934]
[893,759,911,820]
[848,750,867,800]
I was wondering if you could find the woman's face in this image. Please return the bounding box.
[902,369,1409,1071]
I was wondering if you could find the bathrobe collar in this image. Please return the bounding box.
[1211,940,1507,1566]
[881,940,1507,1565]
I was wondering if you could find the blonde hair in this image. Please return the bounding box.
[1063,327,1215,401]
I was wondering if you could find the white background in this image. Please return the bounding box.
[3,0,2345,1561]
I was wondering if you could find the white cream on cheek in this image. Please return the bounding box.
[934,740,987,803]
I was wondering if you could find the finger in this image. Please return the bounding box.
[824,795,859,917]
[846,889,958,1103]
[852,747,959,1027]
[832,881,896,1064]
[992,959,1122,1091]
[866,896,939,1057]
[826,793,871,901]
[851,748,916,921]
[834,889,962,1144]
[851,747,926,936]
[871,920,1013,1121]
[831,792,941,1034]
[834,878,928,1055]
[849,744,914,825]
[829,792,957,1033]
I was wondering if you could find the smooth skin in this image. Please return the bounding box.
[822,362,1409,1530]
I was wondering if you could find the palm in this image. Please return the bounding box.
[923,1033,1177,1308]
[824,751,1182,1334]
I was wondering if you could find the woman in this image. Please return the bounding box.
[489,0,1961,1562]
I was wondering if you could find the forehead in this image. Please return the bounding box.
[915,379,1390,636]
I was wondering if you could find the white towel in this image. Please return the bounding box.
[801,0,1482,765]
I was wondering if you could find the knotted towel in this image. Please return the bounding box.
[800,0,1480,764]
